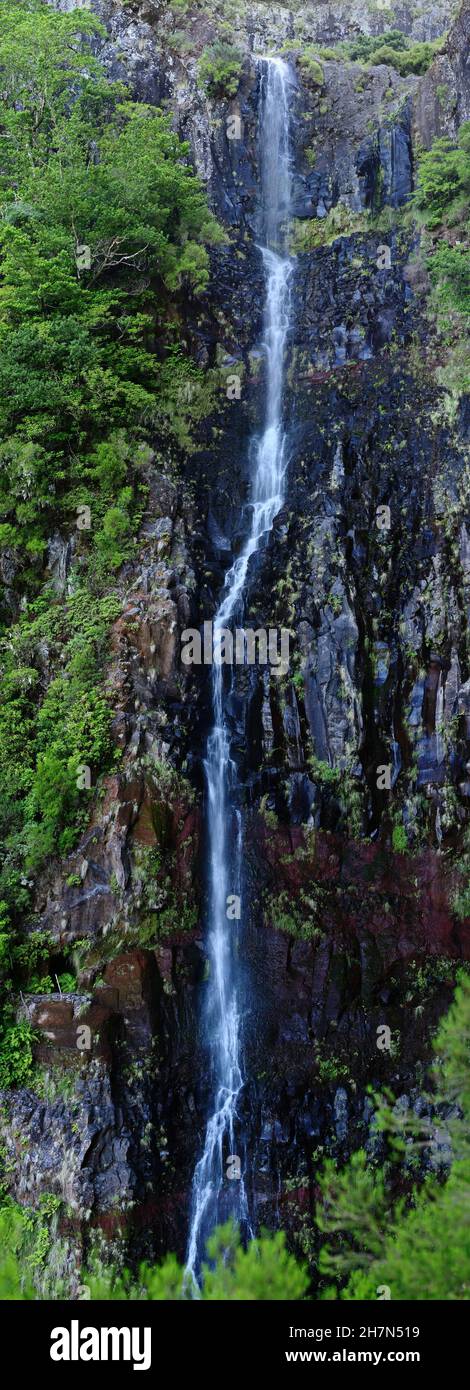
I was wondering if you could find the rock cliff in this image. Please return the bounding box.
[1,0,468,1284]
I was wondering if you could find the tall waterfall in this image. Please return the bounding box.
[186,56,293,1282]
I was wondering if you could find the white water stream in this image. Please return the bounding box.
[186,56,293,1280]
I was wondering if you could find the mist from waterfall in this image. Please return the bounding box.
[186,55,293,1283]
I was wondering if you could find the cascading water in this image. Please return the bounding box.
[186,55,293,1282]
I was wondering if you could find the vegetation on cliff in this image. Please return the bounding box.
[317,28,443,76]
[0,0,219,1041]
[413,119,470,412]
[415,122,470,313]
[0,975,468,1297]
[0,0,221,1102]
[317,972,470,1300]
[0,0,468,1309]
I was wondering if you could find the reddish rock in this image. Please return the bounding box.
[102,948,159,1012]
[258,817,468,966]
[25,996,114,1064]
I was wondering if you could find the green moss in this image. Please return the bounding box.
[327,592,342,617]
[436,83,449,105]
[392,823,408,854]
[316,1055,351,1083]
[291,203,370,253]
[266,888,324,942]
[259,794,278,830]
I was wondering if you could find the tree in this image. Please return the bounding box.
[317,974,470,1300]
[0,1,221,928]
[0,1212,308,1301]
[414,125,470,230]
[0,1,221,560]
[200,1222,309,1300]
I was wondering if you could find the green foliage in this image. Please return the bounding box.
[336,1160,470,1300]
[318,974,470,1300]
[0,1216,308,1301]
[434,972,470,1120]
[0,587,119,893]
[292,204,369,252]
[87,1252,186,1301]
[0,1194,64,1297]
[317,30,441,78]
[0,1017,35,1089]
[341,31,409,62]
[198,42,243,97]
[267,888,323,942]
[130,841,198,944]
[27,972,76,995]
[0,1,220,562]
[298,51,324,87]
[0,0,221,952]
[401,956,465,1004]
[87,1220,308,1300]
[317,1151,392,1279]
[392,823,408,853]
[369,42,437,76]
[429,243,470,312]
[415,125,470,232]
[169,0,193,14]
[0,5,222,1060]
[413,124,469,409]
[316,1056,351,1084]
[308,757,340,788]
[0,5,222,1015]
[201,1221,308,1300]
[149,347,221,453]
[0,1208,35,1299]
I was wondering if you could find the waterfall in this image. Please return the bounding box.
[185,55,293,1283]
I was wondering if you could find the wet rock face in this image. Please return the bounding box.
[175,4,467,1238]
[239,812,468,1217]
[7,0,467,1269]
[1,947,204,1257]
[1,1067,135,1218]
[415,0,470,144]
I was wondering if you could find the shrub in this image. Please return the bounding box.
[370,41,436,76]
[267,888,324,942]
[298,52,324,87]
[414,124,470,320]
[318,975,470,1300]
[415,125,470,230]
[429,243,470,312]
[0,1018,35,1089]
[0,1,221,561]
[316,30,440,78]
[198,42,243,97]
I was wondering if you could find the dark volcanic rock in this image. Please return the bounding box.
[5,0,467,1276]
